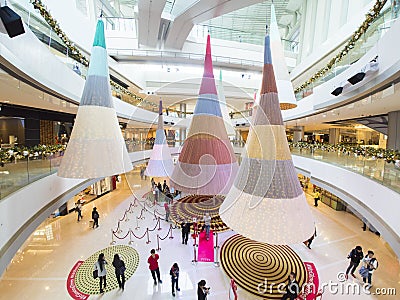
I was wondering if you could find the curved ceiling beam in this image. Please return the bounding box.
[164,0,265,50]
[138,0,167,47]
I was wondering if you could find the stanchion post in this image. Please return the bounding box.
[169,224,174,239]
[156,234,161,251]
[125,210,130,222]
[135,216,140,230]
[158,217,162,231]
[146,228,151,244]
[192,243,197,264]
[128,229,134,245]
[141,208,145,220]
[117,221,122,234]
[110,229,116,245]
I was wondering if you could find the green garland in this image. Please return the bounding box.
[289,142,400,164]
[0,144,66,163]
[294,0,387,94]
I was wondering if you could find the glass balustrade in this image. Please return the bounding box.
[290,148,400,194]
[0,142,155,200]
[2,143,400,201]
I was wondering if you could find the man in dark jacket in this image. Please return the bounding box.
[92,207,100,228]
[281,272,299,300]
[181,220,191,245]
[345,245,363,279]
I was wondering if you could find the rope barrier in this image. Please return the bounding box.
[148,217,161,232]
[111,229,131,240]
[158,224,172,241]
[130,228,148,240]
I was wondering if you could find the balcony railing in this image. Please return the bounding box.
[2,141,400,201]
[290,148,400,194]
[294,4,399,101]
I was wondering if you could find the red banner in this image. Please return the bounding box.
[298,262,319,300]
[67,261,89,300]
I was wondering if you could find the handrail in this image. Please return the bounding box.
[107,48,264,68]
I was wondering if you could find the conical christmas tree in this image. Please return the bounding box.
[170,35,238,195]
[219,29,314,245]
[58,20,132,178]
[145,101,174,177]
[270,3,297,110]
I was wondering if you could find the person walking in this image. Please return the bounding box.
[170,263,180,296]
[157,182,162,193]
[203,213,212,241]
[140,168,145,180]
[360,250,378,288]
[197,279,210,300]
[75,200,83,222]
[181,220,191,245]
[164,202,170,222]
[162,180,168,193]
[112,254,126,290]
[281,272,299,300]
[148,249,162,285]
[345,245,364,279]
[92,207,100,228]
[313,190,320,207]
[305,227,317,249]
[94,253,107,293]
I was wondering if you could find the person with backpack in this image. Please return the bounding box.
[345,245,363,279]
[93,253,107,293]
[360,250,378,288]
[169,263,180,296]
[112,254,126,290]
[92,207,100,228]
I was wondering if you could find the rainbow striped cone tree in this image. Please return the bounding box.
[219,31,314,245]
[145,101,174,178]
[170,35,238,195]
[58,20,132,178]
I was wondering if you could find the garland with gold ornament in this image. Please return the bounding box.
[29,0,147,104]
[0,144,66,164]
[294,0,387,94]
[289,141,400,165]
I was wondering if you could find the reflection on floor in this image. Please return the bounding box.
[0,170,399,299]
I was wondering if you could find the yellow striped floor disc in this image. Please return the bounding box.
[220,235,307,299]
[170,195,229,232]
[74,245,139,295]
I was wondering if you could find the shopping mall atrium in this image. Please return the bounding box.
[1,0,400,299]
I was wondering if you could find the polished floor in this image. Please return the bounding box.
[0,170,399,299]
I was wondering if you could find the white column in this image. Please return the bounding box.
[388,111,400,150]
[293,126,304,142]
[329,128,340,145]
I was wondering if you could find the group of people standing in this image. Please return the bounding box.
[147,249,210,298]
[93,253,126,293]
[345,245,378,288]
